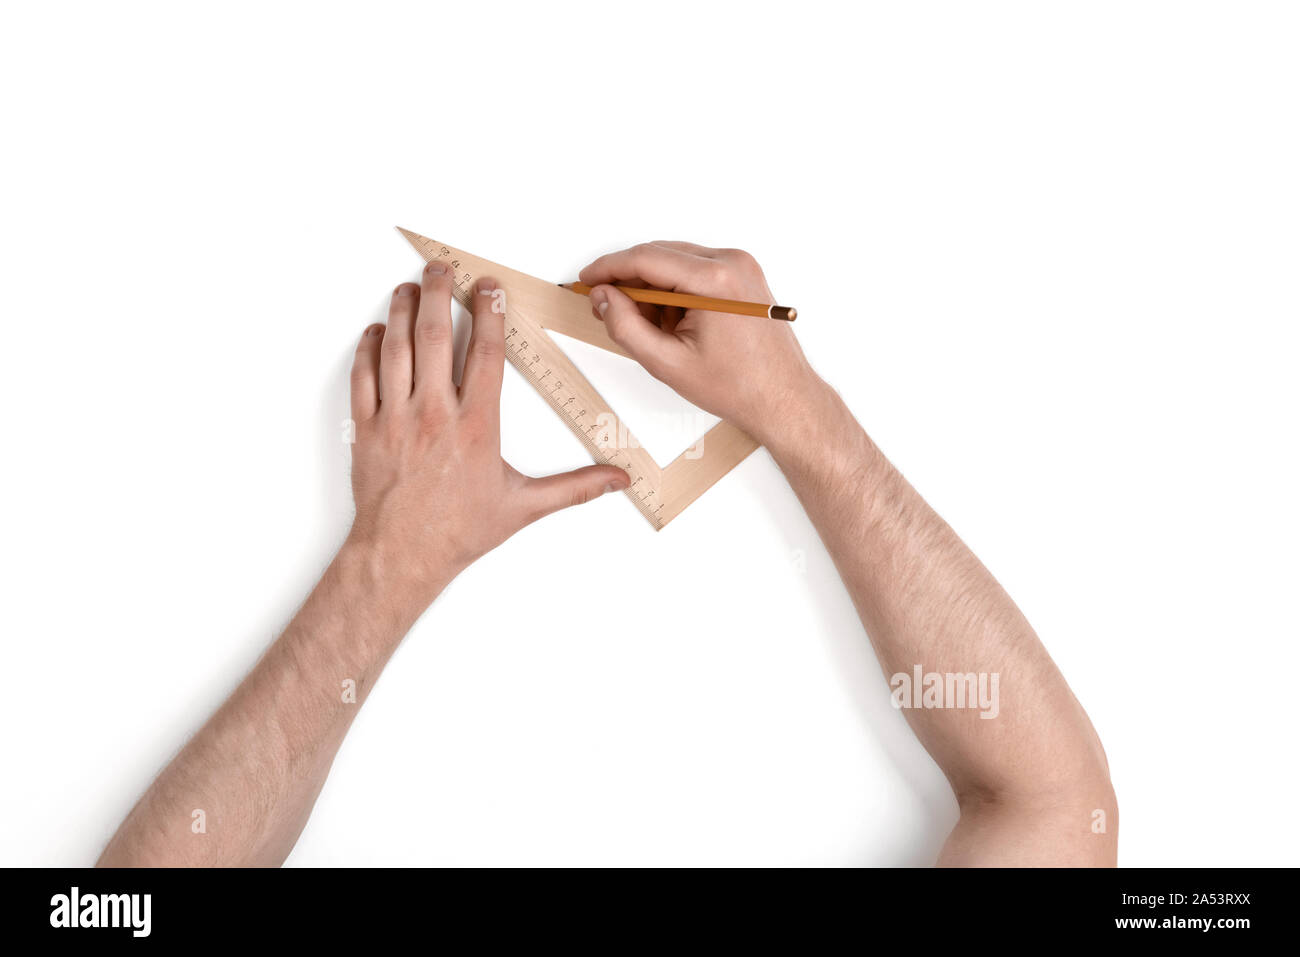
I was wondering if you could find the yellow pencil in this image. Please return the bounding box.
[560,282,797,321]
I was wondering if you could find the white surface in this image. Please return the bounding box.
[1,1,1297,866]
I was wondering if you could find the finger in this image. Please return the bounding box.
[519,464,630,523]
[461,278,505,414]
[650,240,725,258]
[590,285,688,382]
[350,323,385,421]
[593,274,661,325]
[579,242,720,292]
[380,283,419,402]
[413,260,456,403]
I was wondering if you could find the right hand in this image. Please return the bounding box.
[579,242,822,445]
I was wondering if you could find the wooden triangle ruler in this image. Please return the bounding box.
[398,228,759,530]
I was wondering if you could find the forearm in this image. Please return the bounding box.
[576,239,1116,862]
[764,382,1112,810]
[99,259,624,867]
[98,541,443,866]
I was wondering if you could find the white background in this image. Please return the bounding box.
[2,1,1297,866]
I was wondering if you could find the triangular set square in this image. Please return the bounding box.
[399,228,758,529]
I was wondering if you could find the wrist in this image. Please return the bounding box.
[334,533,459,634]
[761,382,896,524]
[755,373,845,462]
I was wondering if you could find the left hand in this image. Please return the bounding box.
[346,262,630,612]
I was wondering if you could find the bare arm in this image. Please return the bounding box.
[98,266,628,866]
[579,242,1117,866]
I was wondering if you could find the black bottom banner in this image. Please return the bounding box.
[0,866,1281,946]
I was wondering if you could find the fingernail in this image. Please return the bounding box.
[425,262,447,276]
[477,278,497,294]
[395,283,417,297]
[591,287,608,312]
[604,479,628,494]
[367,324,385,336]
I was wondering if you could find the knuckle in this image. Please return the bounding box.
[381,336,408,359]
[470,334,502,359]
[630,243,657,265]
[720,247,758,268]
[378,410,405,442]
[415,398,447,431]
[415,319,451,344]
[702,261,729,284]
[459,410,491,439]
[456,412,497,451]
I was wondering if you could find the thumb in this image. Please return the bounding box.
[592,285,687,381]
[520,464,630,522]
